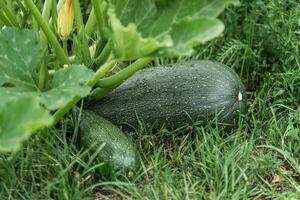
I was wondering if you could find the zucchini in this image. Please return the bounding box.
[89,60,247,128]
[79,110,139,170]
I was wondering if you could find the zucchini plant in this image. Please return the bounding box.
[0,0,240,152]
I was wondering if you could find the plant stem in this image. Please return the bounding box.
[6,0,13,13]
[40,0,52,50]
[94,41,112,66]
[85,8,97,38]
[87,60,116,86]
[63,40,69,56]
[25,0,69,64]
[42,0,52,26]
[0,0,18,27]
[31,15,39,31]
[97,57,153,88]
[90,87,114,100]
[38,61,47,90]
[16,0,27,14]
[52,60,116,125]
[72,0,84,33]
[91,0,106,38]
[0,11,13,26]
[52,96,82,125]
[91,57,153,100]
[72,0,91,65]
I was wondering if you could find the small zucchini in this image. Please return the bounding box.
[79,110,140,171]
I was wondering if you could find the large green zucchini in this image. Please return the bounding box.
[89,60,247,128]
[79,110,139,170]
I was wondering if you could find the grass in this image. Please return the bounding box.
[1,0,300,199]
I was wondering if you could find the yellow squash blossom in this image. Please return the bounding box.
[57,0,74,39]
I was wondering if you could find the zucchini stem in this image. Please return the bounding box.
[88,60,116,86]
[72,0,84,32]
[85,8,97,38]
[0,0,19,27]
[90,87,114,100]
[94,41,112,66]
[97,57,153,88]
[0,11,13,26]
[40,0,52,51]
[38,61,47,90]
[25,0,69,64]
[91,57,153,100]
[73,0,92,65]
[91,0,106,38]
[16,0,27,14]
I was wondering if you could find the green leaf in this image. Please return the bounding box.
[0,28,95,152]
[41,65,94,110]
[0,88,35,106]
[0,96,53,152]
[106,0,239,60]
[0,27,42,90]
[164,17,224,56]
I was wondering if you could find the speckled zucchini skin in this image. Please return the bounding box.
[89,60,247,128]
[79,110,139,170]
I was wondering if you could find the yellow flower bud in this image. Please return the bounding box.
[57,0,74,40]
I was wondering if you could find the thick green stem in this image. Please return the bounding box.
[31,15,39,31]
[0,0,18,27]
[72,0,91,65]
[97,57,153,88]
[63,40,68,55]
[90,87,114,100]
[0,11,13,26]
[85,8,97,38]
[91,0,106,38]
[38,61,47,90]
[16,0,27,14]
[52,96,81,125]
[52,60,116,125]
[37,0,52,90]
[42,0,52,26]
[87,60,116,86]
[6,0,13,13]
[25,0,69,64]
[72,0,84,33]
[94,41,112,66]
[91,57,153,100]
[40,0,52,50]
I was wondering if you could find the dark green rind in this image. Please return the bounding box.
[79,110,140,170]
[89,60,247,128]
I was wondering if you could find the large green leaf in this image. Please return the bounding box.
[0,96,53,152]
[41,65,94,110]
[0,28,95,152]
[0,27,41,90]
[106,0,239,60]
